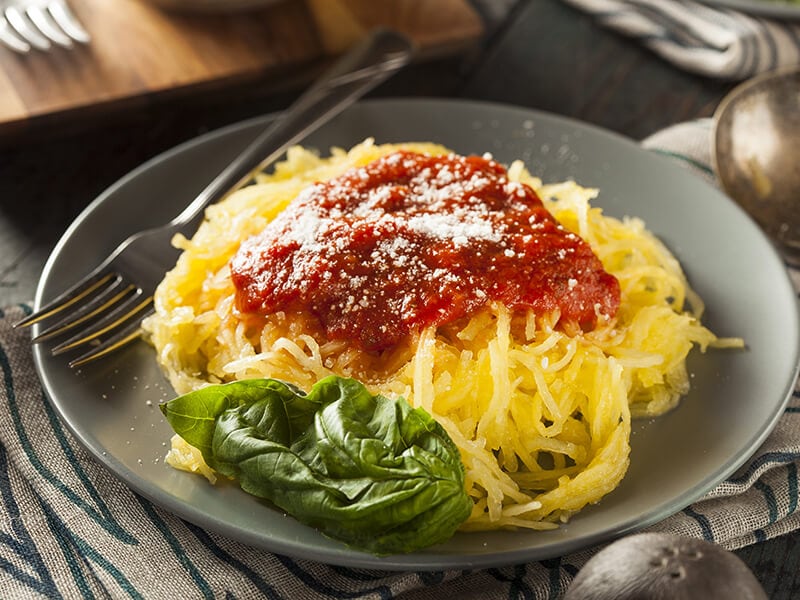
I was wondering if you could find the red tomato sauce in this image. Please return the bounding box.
[230,151,620,351]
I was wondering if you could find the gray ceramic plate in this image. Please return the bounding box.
[698,0,800,18]
[33,99,800,570]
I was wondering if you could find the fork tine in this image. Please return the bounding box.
[27,5,72,47]
[51,294,153,354]
[48,0,89,44]
[31,279,135,342]
[68,308,154,369]
[0,15,30,52]
[5,6,51,50]
[15,272,117,329]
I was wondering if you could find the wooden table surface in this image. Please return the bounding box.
[1,0,797,597]
[0,0,483,134]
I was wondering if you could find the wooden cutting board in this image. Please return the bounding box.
[0,0,483,134]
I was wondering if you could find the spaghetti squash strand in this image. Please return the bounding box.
[143,140,741,531]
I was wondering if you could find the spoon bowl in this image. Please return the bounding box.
[712,67,800,266]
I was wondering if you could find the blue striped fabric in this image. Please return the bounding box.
[1,122,798,597]
[562,0,800,80]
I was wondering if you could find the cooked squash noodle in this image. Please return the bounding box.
[143,139,741,531]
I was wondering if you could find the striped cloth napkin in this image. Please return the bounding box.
[1,121,798,598]
[562,0,800,80]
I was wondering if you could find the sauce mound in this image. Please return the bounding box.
[230,151,620,351]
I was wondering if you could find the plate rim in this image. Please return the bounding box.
[32,97,800,570]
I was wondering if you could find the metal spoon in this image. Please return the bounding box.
[712,67,800,266]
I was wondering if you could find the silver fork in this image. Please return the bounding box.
[0,0,90,53]
[16,29,413,368]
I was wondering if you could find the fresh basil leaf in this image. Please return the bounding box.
[160,376,472,555]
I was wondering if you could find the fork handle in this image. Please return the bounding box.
[171,29,414,235]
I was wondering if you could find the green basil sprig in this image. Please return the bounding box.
[160,376,472,555]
